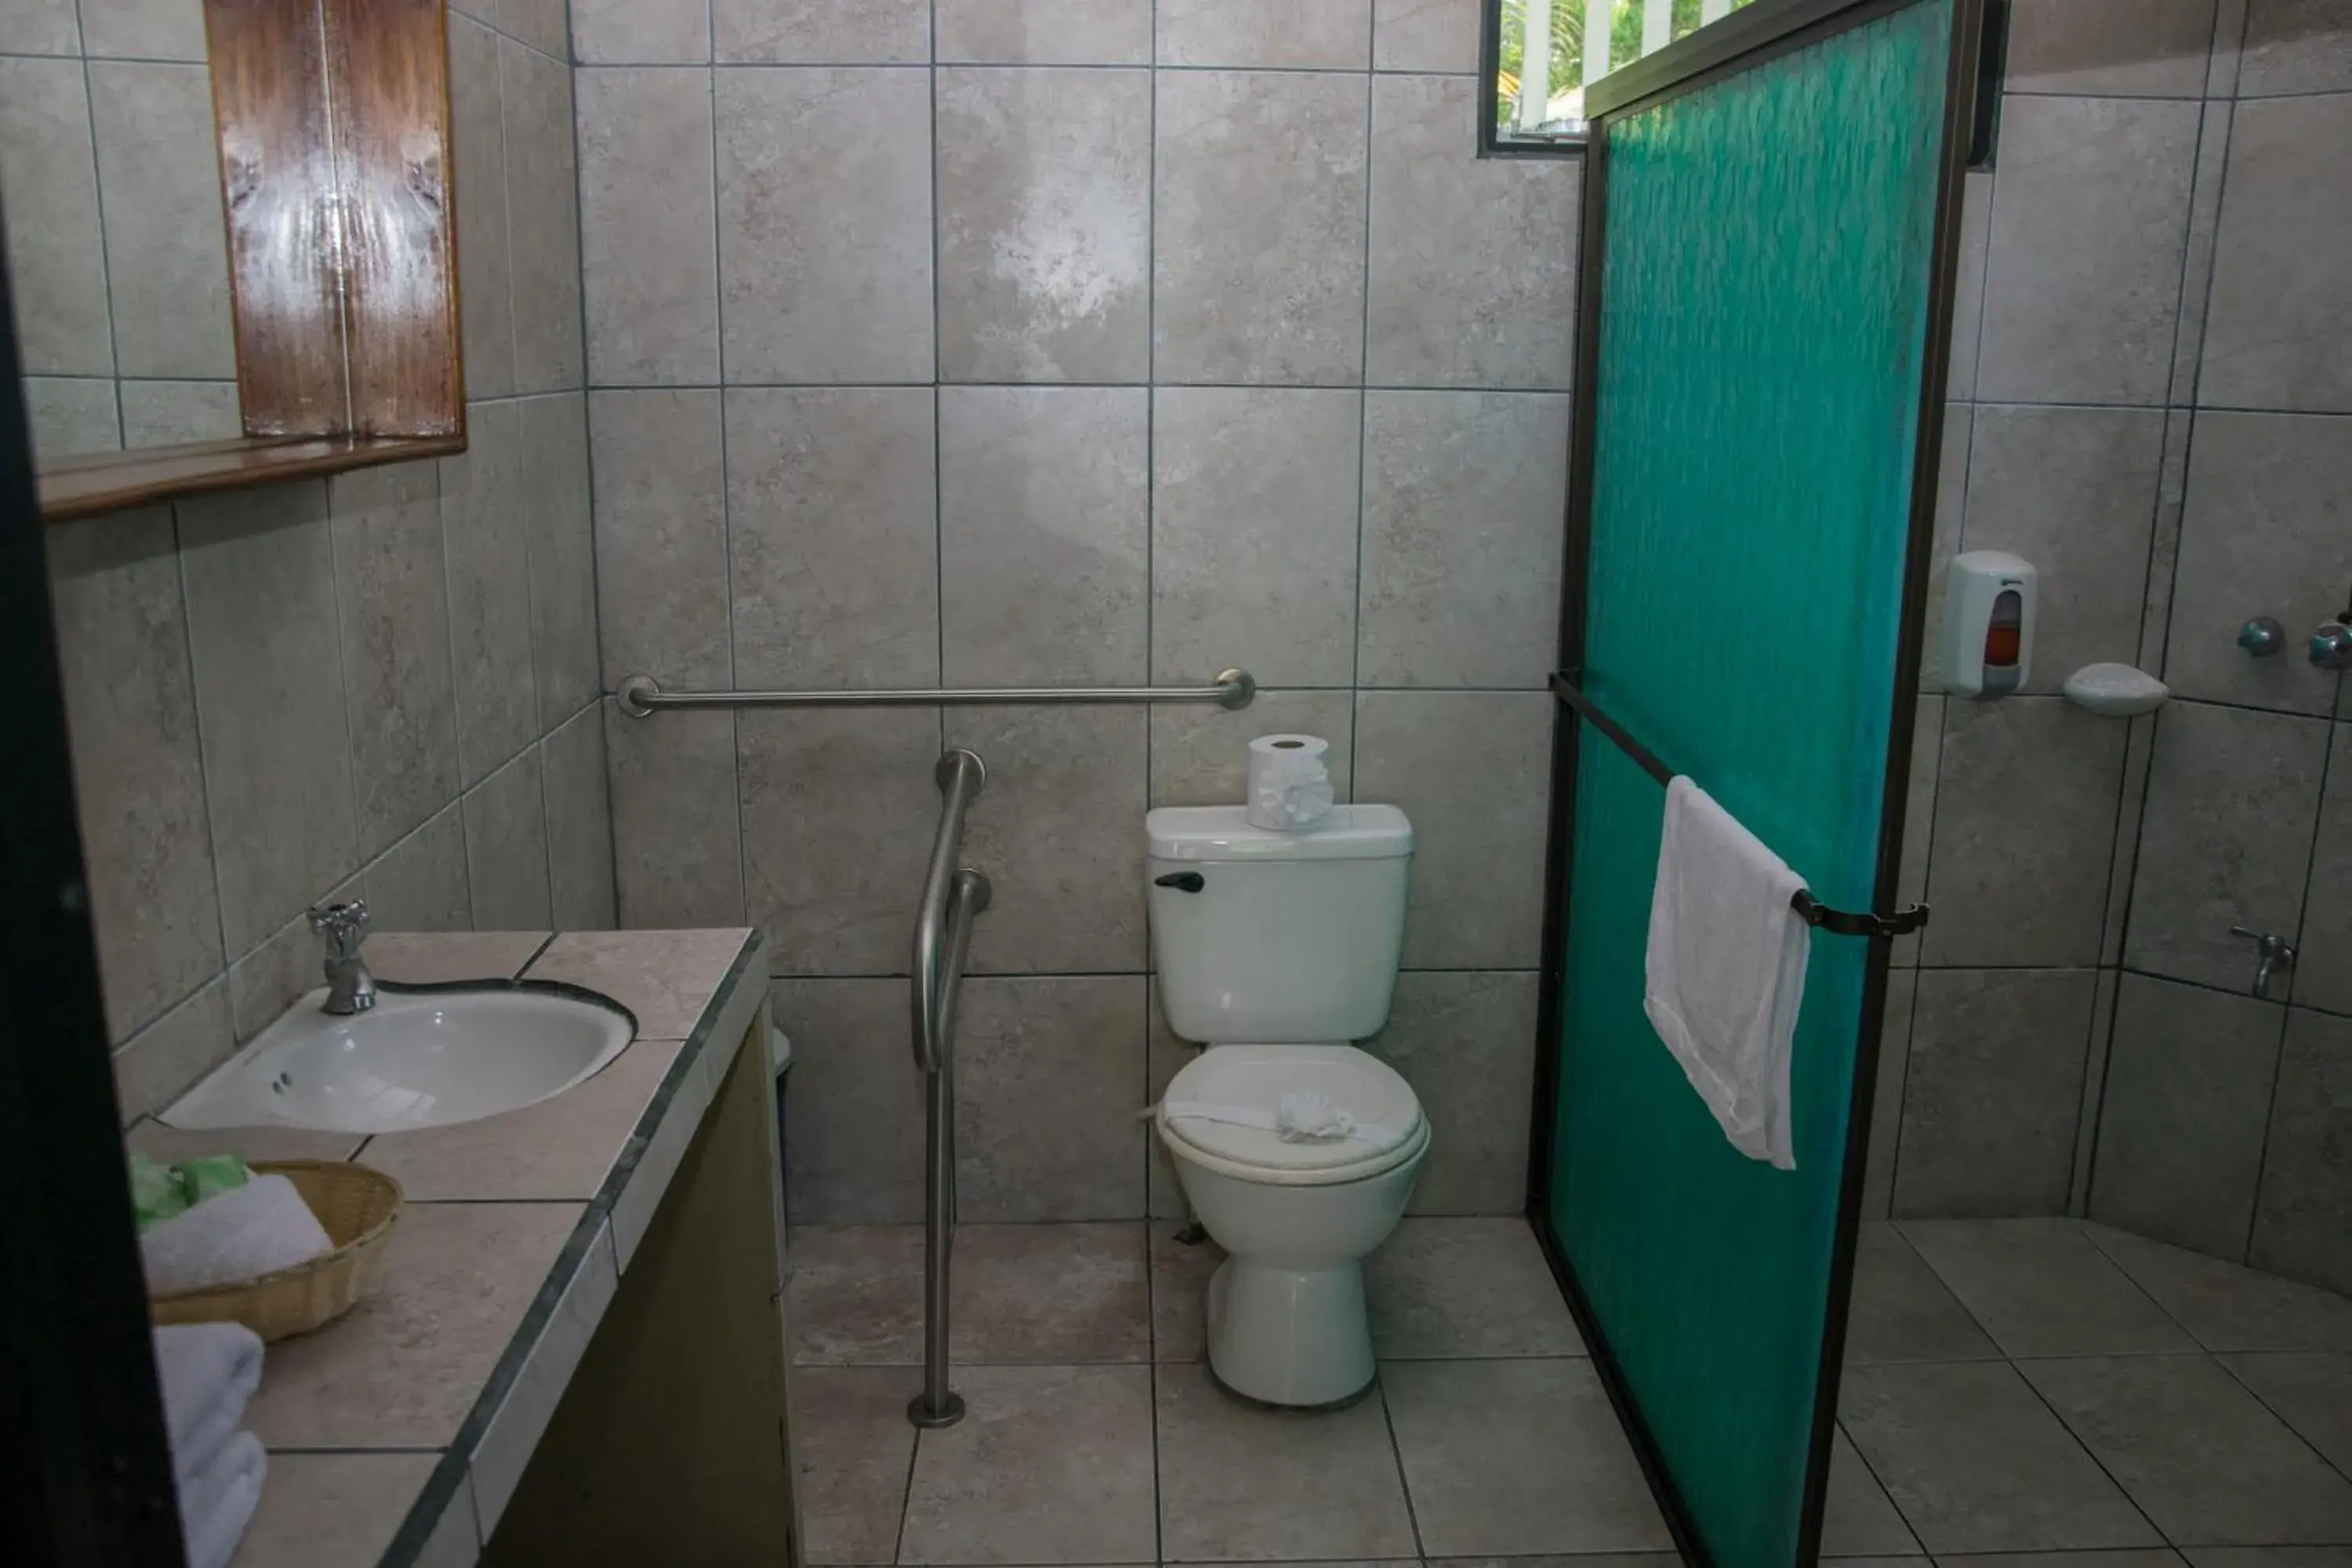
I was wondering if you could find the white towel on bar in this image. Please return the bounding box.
[1642,775,1810,1171]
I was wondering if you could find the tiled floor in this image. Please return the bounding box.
[786,1214,2352,1566]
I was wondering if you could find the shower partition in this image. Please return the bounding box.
[1532,3,1982,1566]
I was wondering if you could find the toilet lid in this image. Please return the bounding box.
[1160,1045,1424,1174]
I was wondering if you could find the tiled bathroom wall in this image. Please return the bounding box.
[571,0,1580,1224]
[0,0,242,459]
[1870,0,2352,1294]
[35,0,612,1130]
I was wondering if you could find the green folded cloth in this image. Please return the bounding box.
[129,1153,252,1232]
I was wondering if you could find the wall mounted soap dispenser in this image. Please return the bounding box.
[1940,550,2037,699]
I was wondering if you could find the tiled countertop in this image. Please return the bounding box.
[125,927,771,1568]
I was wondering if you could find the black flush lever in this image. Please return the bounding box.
[1154,871,1205,893]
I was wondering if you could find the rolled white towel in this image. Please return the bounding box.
[151,1323,265,1473]
[140,1174,333,1298]
[178,1429,264,1568]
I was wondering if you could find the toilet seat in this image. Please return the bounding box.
[1158,1044,1426,1187]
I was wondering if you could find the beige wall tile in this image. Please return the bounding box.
[366,805,474,932]
[1370,970,1539,1215]
[2238,0,2352,94]
[330,462,459,860]
[953,975,1149,1221]
[2200,94,2352,413]
[1372,0,1482,72]
[45,507,223,1041]
[1152,387,1361,688]
[1353,690,1551,970]
[23,378,120,463]
[572,0,708,62]
[2251,1007,2352,1294]
[775,978,927,1224]
[448,9,516,399]
[1156,0,1370,67]
[1367,75,1578,390]
[948,704,1149,975]
[2161,410,2349,717]
[2297,722,2352,1016]
[499,0,568,60]
[2126,699,2328,992]
[1358,390,1569,689]
[1947,171,1993,401]
[180,481,359,956]
[118,380,240,447]
[577,67,719,385]
[501,41,585,392]
[588,389,732,689]
[713,0,930,63]
[522,394,599,723]
[440,401,539,784]
[1154,69,1368,385]
[1896,968,2097,1218]
[2004,0,2217,95]
[1959,405,2164,696]
[110,978,232,1125]
[1976,96,2198,406]
[79,0,205,58]
[541,706,617,930]
[0,0,80,52]
[1863,968,1919,1218]
[464,747,554,930]
[88,60,234,379]
[726,387,939,688]
[1149,690,1356,809]
[604,702,745,927]
[938,0,1151,63]
[939,386,1149,686]
[2090,973,2284,1258]
[739,706,942,976]
[936,66,1152,383]
[1922,697,2125,969]
[716,66,935,382]
[0,57,111,376]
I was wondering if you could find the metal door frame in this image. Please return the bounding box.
[1523,2,1986,1560]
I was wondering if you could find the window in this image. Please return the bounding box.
[1487,0,1763,149]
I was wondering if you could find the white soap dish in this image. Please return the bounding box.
[2063,662,2169,717]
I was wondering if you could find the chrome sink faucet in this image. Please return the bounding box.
[2230,925,2296,1000]
[310,900,376,1015]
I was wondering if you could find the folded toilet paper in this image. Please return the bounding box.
[1246,734,1335,831]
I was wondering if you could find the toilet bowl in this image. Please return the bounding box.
[1156,1043,1427,1406]
[1144,804,1420,1408]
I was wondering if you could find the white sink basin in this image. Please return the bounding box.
[162,985,637,1134]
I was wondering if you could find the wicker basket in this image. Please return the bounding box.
[149,1160,405,1341]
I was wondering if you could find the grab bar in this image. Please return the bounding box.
[617,667,1257,717]
[910,750,990,1431]
[1548,672,1929,940]
[913,750,989,1073]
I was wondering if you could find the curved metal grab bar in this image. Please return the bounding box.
[617,668,1257,717]
[913,750,989,1073]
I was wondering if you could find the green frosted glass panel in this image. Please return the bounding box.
[1548,8,1953,1568]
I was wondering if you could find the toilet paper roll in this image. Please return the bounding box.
[1246,734,1335,831]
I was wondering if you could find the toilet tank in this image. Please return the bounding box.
[1146,805,1412,1045]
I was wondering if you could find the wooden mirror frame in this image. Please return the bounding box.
[38,0,464,522]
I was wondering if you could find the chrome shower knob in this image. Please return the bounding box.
[2238,616,2285,657]
[2314,621,2352,671]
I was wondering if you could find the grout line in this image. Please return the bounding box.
[2209,1352,2352,1491]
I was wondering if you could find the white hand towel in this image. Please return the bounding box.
[151,1323,265,1472]
[140,1174,334,1298]
[1642,775,1810,1170]
[177,1429,265,1568]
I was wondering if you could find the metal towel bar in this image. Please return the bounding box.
[1548,672,1929,941]
[617,668,1257,717]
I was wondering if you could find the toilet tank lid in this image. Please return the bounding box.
[1145,804,1412,862]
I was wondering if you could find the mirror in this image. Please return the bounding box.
[2,0,466,521]
[1,0,243,462]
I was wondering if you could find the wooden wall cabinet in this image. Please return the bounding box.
[38,0,464,521]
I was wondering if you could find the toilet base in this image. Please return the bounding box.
[1204,1255,1377,1408]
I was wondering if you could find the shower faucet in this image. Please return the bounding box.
[2229,925,2296,1000]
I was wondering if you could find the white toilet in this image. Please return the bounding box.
[1146,804,1427,1409]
